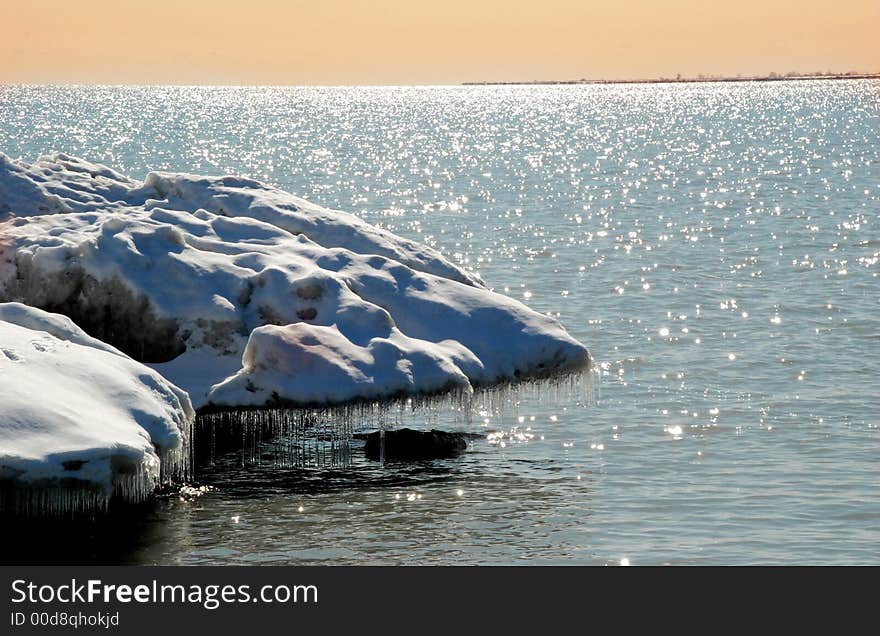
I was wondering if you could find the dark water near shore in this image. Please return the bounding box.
[1,81,878,564]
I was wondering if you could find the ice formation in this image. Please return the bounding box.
[0,302,193,516]
[0,153,591,413]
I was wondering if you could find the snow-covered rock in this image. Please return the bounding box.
[0,302,193,516]
[0,153,590,410]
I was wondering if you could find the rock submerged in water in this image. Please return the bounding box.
[358,429,482,461]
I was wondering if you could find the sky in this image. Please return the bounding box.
[1,0,878,84]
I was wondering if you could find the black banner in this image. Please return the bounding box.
[0,566,871,634]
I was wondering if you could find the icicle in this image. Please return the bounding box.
[0,456,156,519]
[0,402,195,520]
[192,366,594,469]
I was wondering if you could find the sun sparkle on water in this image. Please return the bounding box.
[1,81,877,565]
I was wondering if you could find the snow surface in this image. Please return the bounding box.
[0,153,591,411]
[0,303,193,514]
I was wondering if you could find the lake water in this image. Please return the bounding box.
[1,81,878,565]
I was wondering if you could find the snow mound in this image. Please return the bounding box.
[0,153,591,410]
[0,303,193,516]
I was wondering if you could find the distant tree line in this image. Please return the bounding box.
[464,69,880,86]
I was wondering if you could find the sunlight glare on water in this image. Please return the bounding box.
[1,81,878,564]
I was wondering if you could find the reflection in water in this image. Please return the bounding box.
[5,432,586,565]
[159,435,595,566]
[2,503,175,565]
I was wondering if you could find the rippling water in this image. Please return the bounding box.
[1,81,878,564]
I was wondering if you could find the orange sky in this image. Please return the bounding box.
[1,0,877,84]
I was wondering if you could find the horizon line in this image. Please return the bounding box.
[2,70,879,89]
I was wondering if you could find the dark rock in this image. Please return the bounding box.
[359,428,481,462]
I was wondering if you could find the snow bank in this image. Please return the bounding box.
[0,303,193,516]
[0,153,590,411]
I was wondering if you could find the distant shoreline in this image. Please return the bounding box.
[463,72,880,86]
